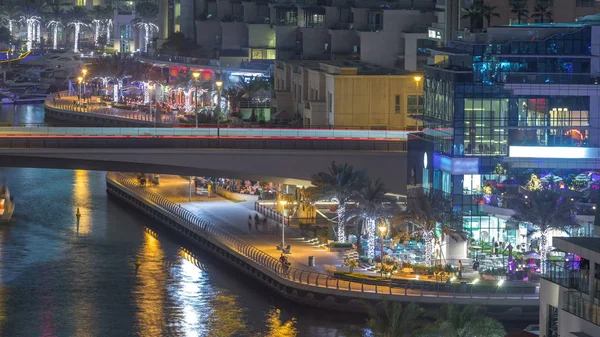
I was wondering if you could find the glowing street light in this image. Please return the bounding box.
[77,76,84,104]
[378,224,387,276]
[82,69,88,97]
[279,199,288,250]
[192,71,200,128]
[215,79,223,145]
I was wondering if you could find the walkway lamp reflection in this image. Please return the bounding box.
[192,71,200,128]
[378,224,387,276]
[215,79,223,145]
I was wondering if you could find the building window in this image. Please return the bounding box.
[251,49,276,60]
[367,12,383,31]
[407,95,423,115]
[76,0,86,6]
[395,95,401,114]
[547,305,558,337]
[328,93,332,113]
[576,0,594,7]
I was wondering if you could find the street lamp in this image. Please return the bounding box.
[82,68,87,97]
[378,224,387,276]
[192,71,200,128]
[215,79,223,146]
[77,76,83,105]
[279,200,287,250]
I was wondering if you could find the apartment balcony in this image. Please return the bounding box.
[564,290,600,327]
[543,261,590,291]
[502,72,600,85]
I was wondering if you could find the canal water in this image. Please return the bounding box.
[0,168,370,337]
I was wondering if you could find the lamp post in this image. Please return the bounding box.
[378,224,387,277]
[215,79,223,146]
[77,76,83,105]
[279,200,287,249]
[82,68,87,98]
[192,71,200,128]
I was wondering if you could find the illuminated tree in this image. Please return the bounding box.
[103,4,114,46]
[0,3,21,39]
[511,189,578,273]
[526,173,542,191]
[348,178,390,259]
[20,6,41,51]
[493,162,506,182]
[307,162,366,242]
[44,1,68,50]
[397,188,465,266]
[67,6,90,52]
[90,5,106,47]
[131,1,158,53]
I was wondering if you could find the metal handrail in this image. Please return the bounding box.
[107,172,540,301]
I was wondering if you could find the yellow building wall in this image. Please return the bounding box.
[332,76,421,129]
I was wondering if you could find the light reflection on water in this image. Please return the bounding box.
[0,168,368,337]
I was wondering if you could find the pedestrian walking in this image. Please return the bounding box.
[458,260,463,280]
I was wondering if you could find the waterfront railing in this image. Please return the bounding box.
[108,172,539,302]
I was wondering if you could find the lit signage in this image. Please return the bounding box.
[423,152,428,169]
[509,146,600,159]
[428,29,442,40]
[433,154,479,175]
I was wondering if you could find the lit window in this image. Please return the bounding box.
[394,95,401,114]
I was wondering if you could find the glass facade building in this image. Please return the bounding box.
[412,23,600,246]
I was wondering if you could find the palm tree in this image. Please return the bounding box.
[88,54,136,102]
[131,1,159,53]
[67,6,90,52]
[481,5,500,29]
[103,4,114,46]
[510,189,579,272]
[461,4,483,32]
[349,178,390,259]
[394,188,465,266]
[222,85,246,115]
[419,304,506,337]
[0,2,22,39]
[531,5,552,24]
[20,4,42,51]
[366,302,424,337]
[510,1,529,24]
[44,0,68,50]
[307,162,366,242]
[90,5,107,47]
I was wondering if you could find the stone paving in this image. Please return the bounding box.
[143,174,348,274]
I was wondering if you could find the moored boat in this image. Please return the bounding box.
[0,183,15,224]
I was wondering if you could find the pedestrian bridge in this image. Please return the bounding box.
[0,127,409,192]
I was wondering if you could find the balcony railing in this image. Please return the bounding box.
[543,261,589,292]
[564,290,600,326]
[502,72,599,85]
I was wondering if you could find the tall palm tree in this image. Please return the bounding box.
[531,5,552,24]
[20,4,42,51]
[395,188,465,266]
[349,178,390,259]
[103,4,115,46]
[0,2,22,39]
[90,5,107,47]
[366,302,423,337]
[88,54,136,102]
[510,1,529,24]
[481,5,500,29]
[307,162,366,242]
[419,304,506,337]
[67,6,90,52]
[222,85,246,114]
[510,189,578,272]
[461,4,483,32]
[44,0,68,50]
[131,1,159,53]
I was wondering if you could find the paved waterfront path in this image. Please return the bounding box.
[45,94,178,124]
[144,175,347,274]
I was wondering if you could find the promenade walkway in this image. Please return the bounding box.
[108,172,539,305]
[143,174,345,273]
[45,93,178,124]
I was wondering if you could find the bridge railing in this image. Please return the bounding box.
[0,126,410,140]
[108,172,539,302]
[45,100,178,124]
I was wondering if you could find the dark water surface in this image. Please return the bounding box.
[0,168,369,337]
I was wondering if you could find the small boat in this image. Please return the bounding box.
[0,183,15,224]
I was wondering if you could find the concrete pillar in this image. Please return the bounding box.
[180,0,195,39]
[159,0,169,40]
